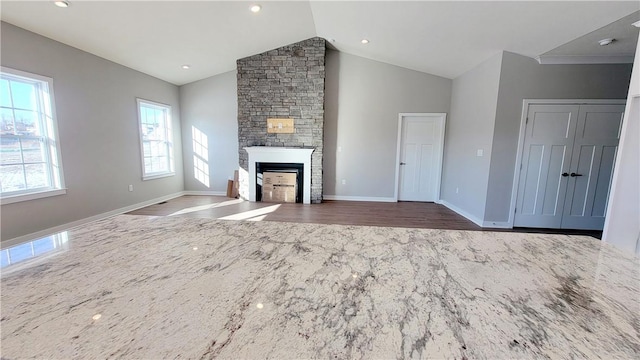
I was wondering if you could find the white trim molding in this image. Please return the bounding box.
[437,200,511,228]
[439,200,483,227]
[482,221,512,229]
[182,191,227,196]
[536,55,634,65]
[323,195,396,203]
[1,188,67,205]
[1,191,185,249]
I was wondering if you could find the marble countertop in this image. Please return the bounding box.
[1,215,639,359]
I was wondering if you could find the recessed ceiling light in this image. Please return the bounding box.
[181,65,190,70]
[361,39,369,44]
[54,1,70,8]
[250,5,261,13]
[598,38,614,46]
[632,20,640,28]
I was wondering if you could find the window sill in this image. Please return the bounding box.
[1,188,67,205]
[142,172,175,181]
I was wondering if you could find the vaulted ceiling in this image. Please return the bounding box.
[1,1,638,85]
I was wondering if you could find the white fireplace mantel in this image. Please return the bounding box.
[245,147,314,204]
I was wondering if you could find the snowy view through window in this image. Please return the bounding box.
[137,99,173,179]
[0,68,62,198]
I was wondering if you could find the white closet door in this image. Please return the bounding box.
[561,105,625,230]
[514,105,579,228]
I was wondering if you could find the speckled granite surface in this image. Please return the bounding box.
[1,215,639,359]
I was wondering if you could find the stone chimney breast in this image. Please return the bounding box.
[237,37,325,203]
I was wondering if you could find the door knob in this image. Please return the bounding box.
[562,172,569,177]
[570,173,583,177]
[400,162,406,165]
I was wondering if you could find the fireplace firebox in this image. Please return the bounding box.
[256,162,304,203]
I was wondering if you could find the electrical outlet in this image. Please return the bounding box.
[128,185,134,192]
[341,179,346,185]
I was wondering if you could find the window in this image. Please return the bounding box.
[136,98,174,180]
[0,67,65,204]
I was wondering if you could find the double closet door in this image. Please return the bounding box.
[514,103,625,230]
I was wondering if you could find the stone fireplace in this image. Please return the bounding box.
[236,37,325,203]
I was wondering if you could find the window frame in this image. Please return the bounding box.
[136,98,175,180]
[0,66,66,205]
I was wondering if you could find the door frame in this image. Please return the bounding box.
[394,113,447,202]
[507,99,626,228]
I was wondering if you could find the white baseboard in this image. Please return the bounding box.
[182,191,227,196]
[1,191,185,249]
[439,200,484,227]
[323,195,397,203]
[482,221,512,229]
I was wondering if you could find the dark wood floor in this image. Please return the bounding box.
[128,195,603,238]
[128,195,480,230]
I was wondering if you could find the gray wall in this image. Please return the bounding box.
[602,34,640,255]
[323,50,451,199]
[484,51,633,223]
[179,71,238,193]
[1,22,183,242]
[440,53,503,221]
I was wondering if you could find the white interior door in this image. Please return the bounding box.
[561,105,625,230]
[515,103,624,230]
[514,105,579,228]
[397,114,445,202]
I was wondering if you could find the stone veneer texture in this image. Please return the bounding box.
[237,37,325,203]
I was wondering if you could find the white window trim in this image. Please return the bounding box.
[0,66,66,205]
[0,188,66,205]
[142,172,175,181]
[136,98,175,181]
